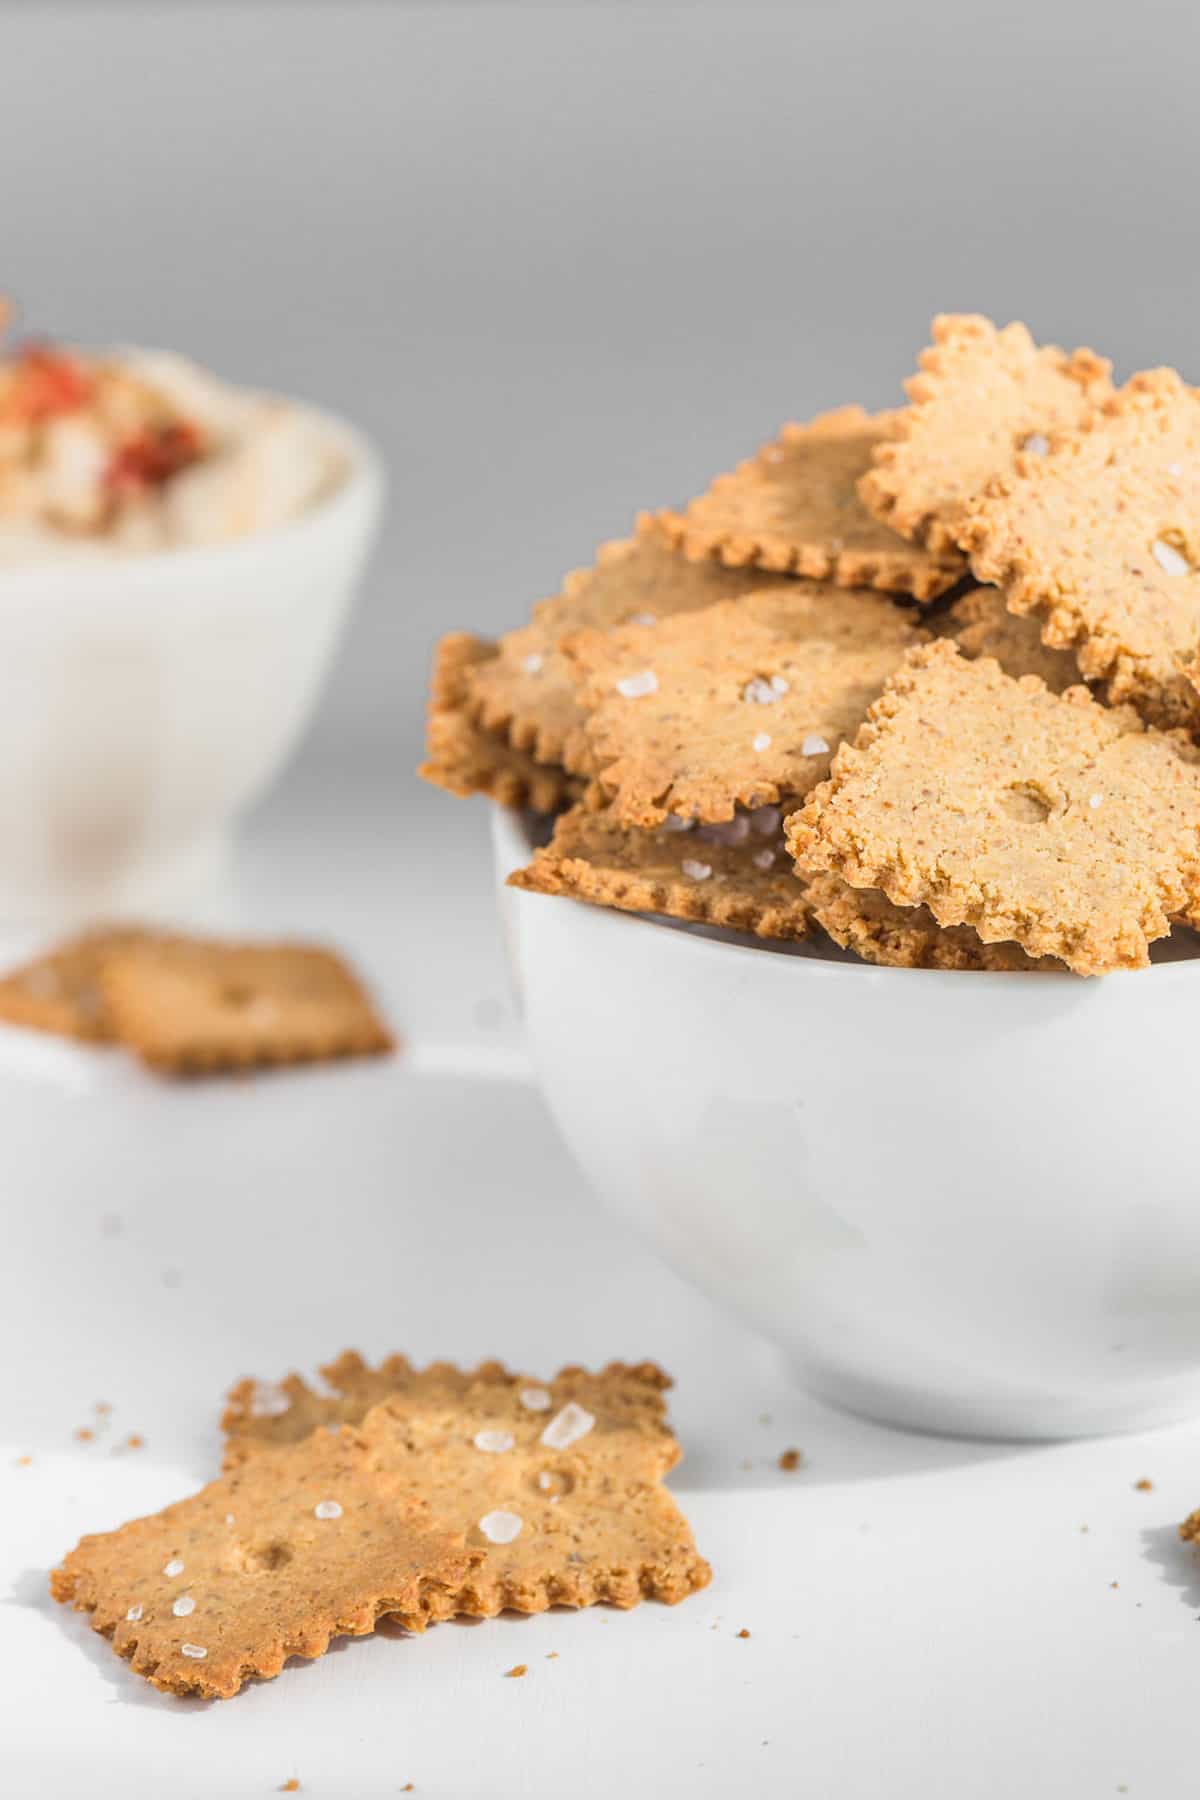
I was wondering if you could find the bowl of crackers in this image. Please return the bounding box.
[427,314,1200,1441]
[0,318,383,923]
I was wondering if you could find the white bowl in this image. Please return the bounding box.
[493,803,1200,1441]
[0,409,382,924]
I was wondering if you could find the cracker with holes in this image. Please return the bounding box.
[657,406,963,600]
[508,799,812,939]
[805,871,1060,971]
[788,640,1200,975]
[463,517,793,775]
[961,368,1200,730]
[99,939,393,1074]
[223,1356,711,1616]
[421,632,579,811]
[0,927,160,1042]
[859,314,1111,555]
[566,583,926,827]
[938,587,1082,694]
[50,1427,477,1698]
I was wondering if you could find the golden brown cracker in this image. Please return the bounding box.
[805,870,1060,971]
[0,927,157,1042]
[462,518,792,775]
[962,367,1200,730]
[859,314,1111,555]
[508,800,812,940]
[567,583,925,826]
[938,586,1082,694]
[420,632,578,810]
[50,1427,476,1699]
[657,406,963,600]
[787,639,1200,975]
[99,939,394,1074]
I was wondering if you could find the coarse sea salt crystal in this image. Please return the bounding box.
[661,814,694,834]
[473,1428,515,1454]
[478,1509,523,1545]
[314,1499,343,1520]
[1023,433,1050,456]
[251,1383,291,1419]
[163,1559,185,1578]
[743,677,781,705]
[802,734,830,757]
[522,653,544,675]
[750,805,781,836]
[540,1402,596,1451]
[180,1643,207,1661]
[770,674,790,696]
[126,1604,143,1622]
[1088,793,1103,810]
[520,1387,553,1413]
[753,849,776,871]
[698,815,749,849]
[1152,538,1190,577]
[1169,461,1184,477]
[628,612,657,627]
[172,1595,195,1618]
[753,732,771,753]
[616,669,658,699]
[680,859,712,882]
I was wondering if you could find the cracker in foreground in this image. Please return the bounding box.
[0,927,157,1042]
[100,939,394,1074]
[50,1428,475,1698]
[567,583,925,826]
[962,369,1200,730]
[859,314,1111,555]
[787,639,1200,975]
[463,517,791,775]
[508,800,812,940]
[658,406,963,600]
[420,632,577,811]
[223,1356,712,1617]
[805,871,1060,971]
[938,587,1082,694]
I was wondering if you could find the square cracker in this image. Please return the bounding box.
[937,586,1082,694]
[99,939,394,1074]
[507,799,812,940]
[50,1426,476,1698]
[0,927,158,1042]
[961,367,1200,730]
[566,583,926,826]
[223,1355,711,1616]
[420,632,578,811]
[463,516,793,776]
[657,406,963,600]
[787,639,1200,975]
[805,870,1060,972]
[859,314,1111,555]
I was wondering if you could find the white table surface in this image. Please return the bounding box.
[4,762,1199,1799]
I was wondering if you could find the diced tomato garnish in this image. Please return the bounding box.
[5,342,94,423]
[105,421,205,494]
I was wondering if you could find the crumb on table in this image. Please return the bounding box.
[778,1448,802,1471]
[505,1663,528,1679]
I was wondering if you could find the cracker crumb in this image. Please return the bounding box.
[74,1427,94,1443]
[280,1783,301,1795]
[94,1401,112,1415]
[505,1663,528,1679]
[401,1786,415,1794]
[126,1433,144,1450]
[14,1454,31,1467]
[545,1651,559,1660]
[737,1628,751,1639]
[1135,1478,1154,1492]
[778,1448,802,1471]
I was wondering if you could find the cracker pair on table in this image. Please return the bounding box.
[0,929,392,1075]
[52,1355,710,1698]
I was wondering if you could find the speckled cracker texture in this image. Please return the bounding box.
[224,1356,711,1618]
[50,1427,476,1698]
[805,870,1060,971]
[657,406,964,600]
[420,631,579,810]
[508,799,811,940]
[462,517,790,775]
[567,583,926,826]
[99,939,394,1074]
[0,927,159,1042]
[937,586,1082,694]
[961,368,1200,730]
[787,639,1200,975]
[859,314,1111,555]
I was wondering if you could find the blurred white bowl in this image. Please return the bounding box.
[493,803,1200,1441]
[0,408,382,924]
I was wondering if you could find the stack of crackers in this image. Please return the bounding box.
[52,1353,710,1698]
[424,316,1200,975]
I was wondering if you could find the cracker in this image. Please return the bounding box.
[938,586,1082,694]
[462,517,791,775]
[787,639,1200,975]
[507,800,812,940]
[657,406,963,600]
[50,1426,476,1698]
[567,583,926,826]
[0,927,157,1042]
[420,632,577,811]
[805,870,1059,971]
[859,314,1111,554]
[961,368,1200,729]
[99,939,394,1074]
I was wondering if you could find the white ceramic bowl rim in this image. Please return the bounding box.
[0,400,382,604]
[493,802,1200,989]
